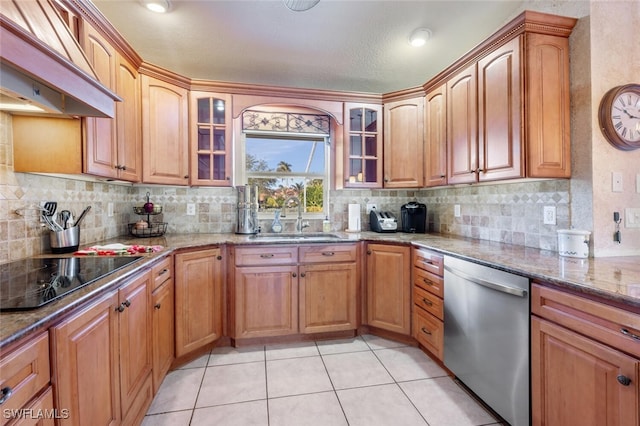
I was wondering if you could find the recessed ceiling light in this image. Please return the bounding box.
[142,0,170,13]
[409,28,432,47]
[283,0,320,12]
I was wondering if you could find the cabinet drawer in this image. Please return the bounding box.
[235,246,298,266]
[299,244,357,263]
[11,387,55,426]
[151,256,172,291]
[414,285,443,320]
[413,267,444,298]
[532,284,640,358]
[0,332,50,425]
[413,308,443,360]
[413,247,443,276]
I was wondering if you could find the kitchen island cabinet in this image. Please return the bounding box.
[174,248,224,357]
[365,243,411,336]
[51,268,153,426]
[531,284,640,426]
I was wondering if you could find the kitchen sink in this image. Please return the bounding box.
[248,233,347,242]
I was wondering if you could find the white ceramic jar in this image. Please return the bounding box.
[557,229,591,258]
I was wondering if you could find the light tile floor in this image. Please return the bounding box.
[142,335,503,426]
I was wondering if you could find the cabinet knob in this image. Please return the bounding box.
[617,375,632,386]
[421,327,432,335]
[154,303,161,310]
[367,250,372,255]
[123,299,131,308]
[121,166,126,171]
[116,303,125,313]
[216,255,222,260]
[300,272,306,277]
[292,273,297,278]
[0,386,13,405]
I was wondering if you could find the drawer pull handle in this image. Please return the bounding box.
[260,254,275,258]
[159,268,169,276]
[154,303,161,310]
[617,375,632,386]
[422,298,433,306]
[322,252,335,256]
[0,387,13,405]
[423,260,434,265]
[423,278,433,286]
[421,327,432,335]
[620,328,640,340]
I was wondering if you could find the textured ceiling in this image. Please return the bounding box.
[92,0,528,94]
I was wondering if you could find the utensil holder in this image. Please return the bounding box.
[50,226,80,254]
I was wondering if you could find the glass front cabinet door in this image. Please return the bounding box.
[190,92,232,186]
[343,103,383,188]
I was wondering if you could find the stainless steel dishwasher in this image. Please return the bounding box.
[443,256,530,426]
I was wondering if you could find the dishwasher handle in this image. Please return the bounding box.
[444,264,528,297]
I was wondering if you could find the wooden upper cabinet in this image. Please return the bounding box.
[81,24,141,181]
[478,37,523,181]
[81,23,118,179]
[383,97,424,188]
[141,75,190,185]
[424,85,447,187]
[189,92,232,186]
[446,64,477,185]
[343,103,383,188]
[525,33,571,178]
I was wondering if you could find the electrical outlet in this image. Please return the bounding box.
[107,202,114,217]
[454,204,461,218]
[543,206,556,225]
[366,203,378,214]
[612,172,623,192]
[186,203,196,216]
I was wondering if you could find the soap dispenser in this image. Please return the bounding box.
[272,209,283,233]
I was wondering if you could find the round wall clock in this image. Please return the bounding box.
[598,83,640,151]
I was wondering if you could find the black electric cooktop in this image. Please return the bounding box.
[0,256,143,312]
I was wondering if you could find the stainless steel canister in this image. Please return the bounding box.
[50,226,80,253]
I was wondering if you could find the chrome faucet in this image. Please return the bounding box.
[283,196,310,233]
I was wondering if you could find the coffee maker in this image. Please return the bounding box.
[236,185,259,234]
[401,201,427,233]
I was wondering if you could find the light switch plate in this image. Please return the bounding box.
[625,208,640,228]
[543,206,556,225]
[454,204,461,217]
[186,203,196,216]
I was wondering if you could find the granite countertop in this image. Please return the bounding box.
[2,231,639,351]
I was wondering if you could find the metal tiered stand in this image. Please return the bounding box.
[128,192,168,237]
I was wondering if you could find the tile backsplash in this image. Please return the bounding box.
[1,111,569,263]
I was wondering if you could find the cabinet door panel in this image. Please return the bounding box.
[235,265,298,338]
[343,103,382,188]
[447,65,477,184]
[51,291,120,426]
[478,37,523,181]
[526,33,571,178]
[383,98,424,188]
[425,85,447,187]
[532,317,639,426]
[366,244,411,335]
[299,263,357,333]
[175,249,223,357]
[116,56,141,182]
[142,75,189,185]
[152,280,174,393]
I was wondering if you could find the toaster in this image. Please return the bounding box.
[369,210,398,233]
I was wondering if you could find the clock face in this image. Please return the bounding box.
[611,91,640,142]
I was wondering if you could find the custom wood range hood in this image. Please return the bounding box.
[0,0,120,117]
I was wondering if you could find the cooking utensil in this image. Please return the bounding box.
[59,210,71,229]
[75,206,91,227]
[42,201,63,231]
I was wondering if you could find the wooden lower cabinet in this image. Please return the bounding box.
[365,243,411,335]
[234,265,298,338]
[174,249,224,357]
[531,317,639,426]
[299,262,358,333]
[151,279,174,393]
[11,387,55,426]
[51,270,153,426]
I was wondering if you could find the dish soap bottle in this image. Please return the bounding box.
[272,209,283,233]
[323,216,331,233]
